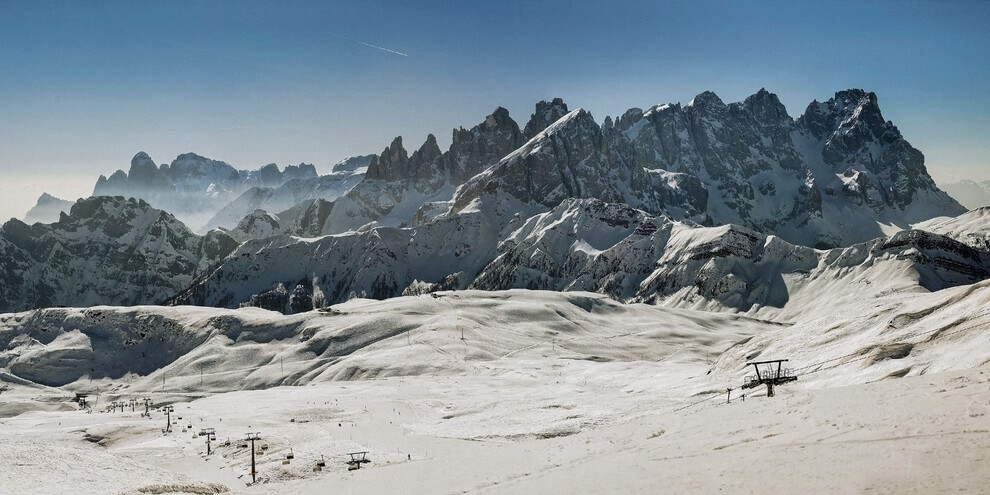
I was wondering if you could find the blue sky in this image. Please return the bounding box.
[0,0,988,219]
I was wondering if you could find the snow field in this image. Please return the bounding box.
[2,288,990,493]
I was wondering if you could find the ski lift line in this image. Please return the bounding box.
[895,318,982,343]
[790,318,984,376]
[156,356,341,380]
[672,392,721,412]
[280,445,350,464]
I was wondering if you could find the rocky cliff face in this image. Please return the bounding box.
[0,196,238,313]
[170,206,507,310]
[313,106,527,235]
[450,89,963,249]
[794,90,964,235]
[452,107,709,222]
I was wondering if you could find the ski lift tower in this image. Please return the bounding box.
[162,405,174,433]
[199,428,216,455]
[246,432,262,483]
[741,359,797,397]
[346,451,370,471]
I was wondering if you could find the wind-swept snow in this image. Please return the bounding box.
[2,288,990,493]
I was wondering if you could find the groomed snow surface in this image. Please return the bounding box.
[2,289,989,494]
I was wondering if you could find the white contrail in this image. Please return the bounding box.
[332,33,408,57]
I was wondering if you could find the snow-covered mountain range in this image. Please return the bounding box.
[3,89,990,495]
[6,88,976,315]
[0,196,237,313]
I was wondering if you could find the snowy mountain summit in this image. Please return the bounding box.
[450,88,962,249]
[0,196,238,313]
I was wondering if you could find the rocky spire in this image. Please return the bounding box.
[523,98,569,140]
[365,136,409,181]
[743,88,791,127]
[126,152,172,192]
[446,107,523,185]
[409,134,445,191]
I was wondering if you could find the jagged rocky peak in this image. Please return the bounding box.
[743,88,791,127]
[167,152,238,178]
[791,89,964,216]
[34,192,65,206]
[131,151,156,168]
[523,97,570,140]
[834,89,884,124]
[360,131,443,188]
[93,169,128,195]
[401,134,446,192]
[331,155,375,173]
[485,107,515,129]
[687,90,727,115]
[169,152,231,170]
[452,107,611,212]
[282,163,318,181]
[385,136,409,166]
[251,163,284,186]
[797,88,887,142]
[615,107,646,132]
[365,136,409,181]
[232,209,282,241]
[58,195,167,231]
[448,107,523,184]
[411,133,443,166]
[126,151,171,192]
